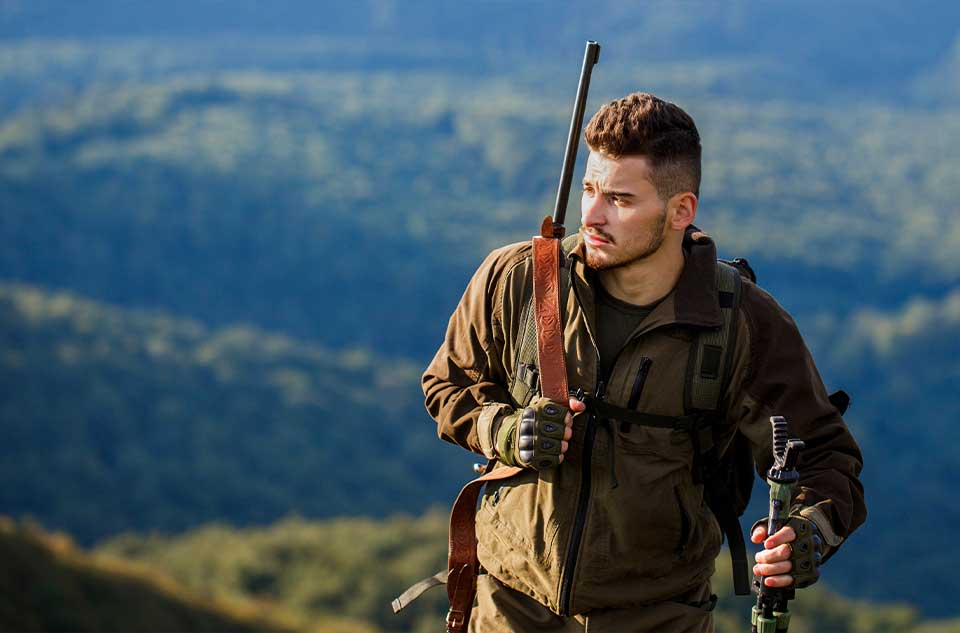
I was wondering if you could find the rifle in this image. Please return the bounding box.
[532,38,600,409]
[752,416,806,633]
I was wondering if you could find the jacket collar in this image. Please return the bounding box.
[566,225,722,331]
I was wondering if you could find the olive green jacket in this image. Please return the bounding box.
[423,232,865,616]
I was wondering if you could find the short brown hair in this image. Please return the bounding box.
[584,92,701,199]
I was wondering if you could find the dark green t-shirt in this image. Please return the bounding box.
[595,281,659,379]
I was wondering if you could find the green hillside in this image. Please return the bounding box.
[0,282,469,544]
[0,516,289,632]
[4,275,958,616]
[2,53,959,360]
[97,511,450,633]
[5,508,957,633]
[94,511,959,633]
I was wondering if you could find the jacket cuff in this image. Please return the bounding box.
[796,504,843,559]
[478,403,513,459]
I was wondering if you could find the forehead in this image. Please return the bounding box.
[583,151,655,191]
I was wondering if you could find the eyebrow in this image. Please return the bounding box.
[582,177,637,199]
[582,180,635,197]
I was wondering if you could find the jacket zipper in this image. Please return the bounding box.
[560,271,620,616]
[558,377,604,616]
[627,357,652,410]
[623,357,653,430]
[557,260,711,613]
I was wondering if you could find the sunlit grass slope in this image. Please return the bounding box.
[94,510,960,633]
[0,516,289,632]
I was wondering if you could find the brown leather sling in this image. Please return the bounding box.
[442,216,568,632]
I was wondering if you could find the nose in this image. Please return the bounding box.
[581,191,608,227]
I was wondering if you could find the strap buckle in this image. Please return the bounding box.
[445,608,466,631]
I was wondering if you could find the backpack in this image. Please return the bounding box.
[506,231,762,596]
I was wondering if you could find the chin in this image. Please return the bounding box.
[585,249,616,270]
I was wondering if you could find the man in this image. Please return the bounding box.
[423,93,865,632]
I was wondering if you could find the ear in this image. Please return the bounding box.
[668,192,697,231]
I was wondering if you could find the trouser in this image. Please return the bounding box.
[468,574,716,633]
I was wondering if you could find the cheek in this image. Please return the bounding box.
[624,208,658,231]
[580,193,596,220]
[610,209,634,230]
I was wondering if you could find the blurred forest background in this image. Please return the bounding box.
[2,1,960,631]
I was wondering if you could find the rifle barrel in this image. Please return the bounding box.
[552,40,601,231]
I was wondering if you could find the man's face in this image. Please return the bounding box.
[580,151,668,271]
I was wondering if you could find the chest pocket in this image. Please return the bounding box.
[508,298,541,407]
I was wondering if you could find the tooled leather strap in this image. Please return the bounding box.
[445,216,566,631]
[445,463,523,632]
[532,216,569,404]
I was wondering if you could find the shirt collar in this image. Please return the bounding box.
[566,225,722,330]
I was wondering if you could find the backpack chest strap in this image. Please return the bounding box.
[583,397,717,433]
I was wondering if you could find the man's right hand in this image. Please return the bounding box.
[495,396,582,469]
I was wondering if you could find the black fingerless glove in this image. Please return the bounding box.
[785,514,822,588]
[751,513,823,589]
[495,396,567,470]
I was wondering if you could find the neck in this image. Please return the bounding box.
[598,240,685,306]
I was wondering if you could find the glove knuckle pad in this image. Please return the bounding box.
[786,515,822,589]
[500,398,570,470]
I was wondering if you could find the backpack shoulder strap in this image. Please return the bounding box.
[686,260,743,412]
[686,260,751,595]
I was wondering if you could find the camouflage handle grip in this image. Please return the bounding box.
[752,477,795,633]
[766,478,793,537]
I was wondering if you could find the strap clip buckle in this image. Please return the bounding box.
[445,608,466,631]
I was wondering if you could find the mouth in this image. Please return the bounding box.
[583,231,613,246]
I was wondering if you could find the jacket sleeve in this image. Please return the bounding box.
[726,282,866,559]
[422,246,522,456]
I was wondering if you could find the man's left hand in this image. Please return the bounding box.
[751,524,796,588]
[751,516,822,589]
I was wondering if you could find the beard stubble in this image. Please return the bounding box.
[583,207,668,271]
